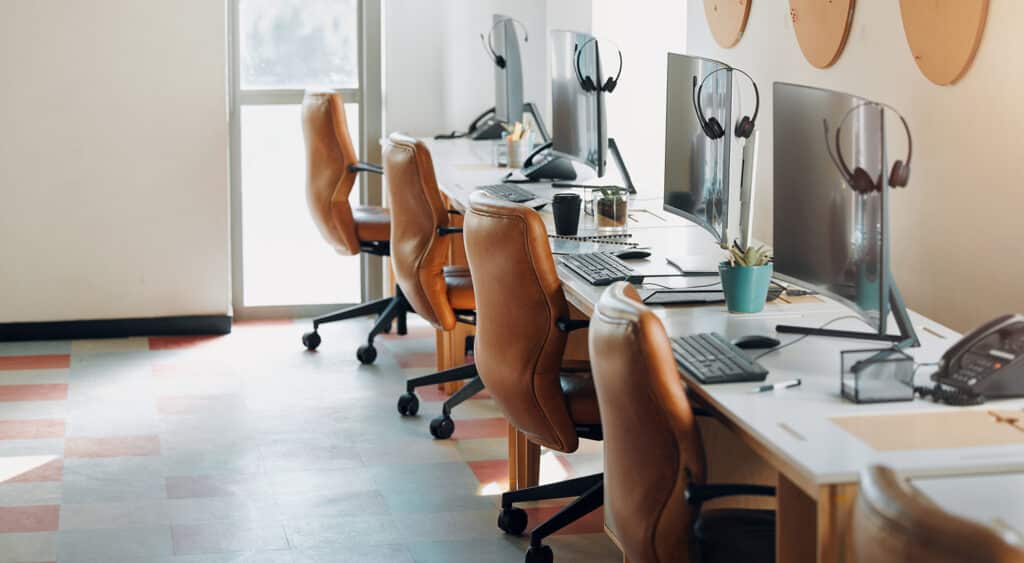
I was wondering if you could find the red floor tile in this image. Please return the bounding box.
[0,384,68,402]
[148,335,225,351]
[0,419,65,440]
[64,435,161,458]
[0,355,70,371]
[8,459,63,483]
[0,505,59,533]
[396,352,437,369]
[524,504,605,536]
[467,459,509,489]
[451,417,508,440]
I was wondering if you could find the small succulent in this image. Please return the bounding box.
[722,241,772,267]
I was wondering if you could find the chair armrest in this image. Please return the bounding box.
[556,319,590,333]
[348,161,384,175]
[685,483,776,505]
[447,209,463,216]
[437,227,464,236]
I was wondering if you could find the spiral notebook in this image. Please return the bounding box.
[548,234,638,255]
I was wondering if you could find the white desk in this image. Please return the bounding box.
[425,137,1024,562]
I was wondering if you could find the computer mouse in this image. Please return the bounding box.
[732,335,781,350]
[614,249,652,260]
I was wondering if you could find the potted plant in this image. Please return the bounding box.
[593,187,629,233]
[719,242,773,314]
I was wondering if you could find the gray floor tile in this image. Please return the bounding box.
[61,457,167,503]
[0,399,67,420]
[59,499,171,530]
[293,544,414,563]
[0,438,65,457]
[404,536,526,563]
[0,340,71,356]
[171,521,290,556]
[283,515,404,549]
[0,368,69,384]
[57,526,173,562]
[0,531,57,562]
[0,482,63,506]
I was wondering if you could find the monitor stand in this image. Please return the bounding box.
[470,102,551,142]
[608,138,637,195]
[776,280,920,349]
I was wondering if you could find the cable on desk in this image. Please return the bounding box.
[751,315,862,361]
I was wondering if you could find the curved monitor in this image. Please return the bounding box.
[550,30,607,176]
[662,53,733,243]
[772,82,889,331]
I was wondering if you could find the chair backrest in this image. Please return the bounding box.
[851,465,1024,563]
[463,192,580,453]
[589,282,707,563]
[382,133,458,331]
[301,91,361,255]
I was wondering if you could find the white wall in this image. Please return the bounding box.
[686,1,1024,332]
[0,0,230,323]
[593,0,686,192]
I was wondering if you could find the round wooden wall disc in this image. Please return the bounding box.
[789,0,856,68]
[704,0,751,48]
[899,0,988,85]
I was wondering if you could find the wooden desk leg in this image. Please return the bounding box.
[507,424,540,490]
[777,475,858,563]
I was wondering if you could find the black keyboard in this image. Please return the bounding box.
[559,252,637,286]
[670,332,769,384]
[479,183,537,203]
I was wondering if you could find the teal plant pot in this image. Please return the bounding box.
[719,262,773,314]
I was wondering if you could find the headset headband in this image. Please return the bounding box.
[695,66,760,130]
[480,17,529,68]
[834,101,913,170]
[573,37,623,93]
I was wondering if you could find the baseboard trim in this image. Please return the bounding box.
[0,315,232,342]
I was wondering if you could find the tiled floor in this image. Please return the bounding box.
[0,316,617,562]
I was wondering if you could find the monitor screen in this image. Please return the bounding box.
[493,15,524,124]
[773,82,889,330]
[663,53,733,243]
[550,30,607,176]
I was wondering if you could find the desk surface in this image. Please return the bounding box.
[427,137,1024,494]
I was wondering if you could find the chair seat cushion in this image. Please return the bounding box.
[560,369,600,426]
[694,508,776,563]
[443,266,475,311]
[353,206,390,242]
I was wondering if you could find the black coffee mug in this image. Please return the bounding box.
[552,193,582,236]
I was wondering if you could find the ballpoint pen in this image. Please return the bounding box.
[754,379,801,393]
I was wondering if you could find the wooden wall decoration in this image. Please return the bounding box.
[899,0,989,85]
[704,0,751,48]
[789,0,856,69]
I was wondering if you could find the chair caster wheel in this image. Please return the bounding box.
[397,393,420,416]
[302,331,321,351]
[497,506,528,536]
[429,415,455,439]
[356,345,377,364]
[525,545,553,563]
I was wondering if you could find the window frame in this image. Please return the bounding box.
[228,0,384,320]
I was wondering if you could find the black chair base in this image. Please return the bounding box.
[302,285,412,365]
[498,473,604,563]
[396,364,484,440]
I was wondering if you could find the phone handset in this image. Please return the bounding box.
[433,107,496,140]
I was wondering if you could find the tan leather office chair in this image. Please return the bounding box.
[589,282,776,563]
[300,91,411,364]
[464,192,602,563]
[384,133,483,439]
[851,465,1024,563]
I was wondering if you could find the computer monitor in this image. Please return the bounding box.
[550,30,608,176]
[492,15,524,125]
[662,53,733,244]
[773,82,903,337]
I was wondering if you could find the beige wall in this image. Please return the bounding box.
[686,1,1024,332]
[0,0,231,323]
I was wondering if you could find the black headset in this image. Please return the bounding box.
[824,102,913,193]
[693,67,760,140]
[573,38,623,93]
[480,18,529,69]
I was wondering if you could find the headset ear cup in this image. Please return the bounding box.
[851,167,879,194]
[706,117,725,140]
[603,77,617,93]
[495,55,506,69]
[735,117,753,139]
[581,77,596,92]
[889,161,909,187]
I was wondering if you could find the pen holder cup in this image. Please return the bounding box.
[592,188,629,233]
[507,138,531,169]
[840,348,915,403]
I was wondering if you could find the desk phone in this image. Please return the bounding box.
[931,314,1024,401]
